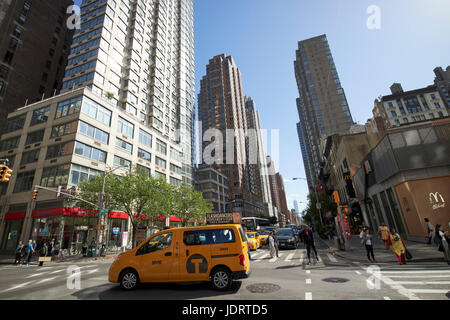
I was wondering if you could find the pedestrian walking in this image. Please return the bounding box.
[38,242,48,266]
[301,225,319,265]
[268,232,276,258]
[424,218,435,245]
[359,227,365,246]
[378,223,390,249]
[363,229,376,263]
[52,242,60,261]
[15,241,24,265]
[273,230,279,258]
[387,229,407,265]
[82,240,88,257]
[435,224,450,265]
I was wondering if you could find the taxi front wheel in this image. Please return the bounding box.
[120,269,139,290]
[211,267,233,290]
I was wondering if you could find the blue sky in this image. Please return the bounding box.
[194,0,450,212]
[74,0,450,212]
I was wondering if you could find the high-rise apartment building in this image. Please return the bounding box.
[294,34,353,189]
[0,0,195,252]
[198,54,264,217]
[0,0,74,129]
[245,96,275,217]
[62,0,195,184]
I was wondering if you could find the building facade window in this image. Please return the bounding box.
[0,136,20,151]
[13,170,35,193]
[81,96,112,126]
[156,139,167,155]
[55,96,82,119]
[138,129,152,147]
[40,164,70,187]
[25,130,45,145]
[115,138,133,154]
[51,121,78,138]
[30,106,51,126]
[20,149,40,165]
[74,141,106,162]
[155,156,166,168]
[137,148,151,161]
[69,164,102,185]
[117,116,134,138]
[4,114,26,133]
[113,155,131,169]
[78,120,109,144]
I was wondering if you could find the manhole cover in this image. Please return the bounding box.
[246,283,281,293]
[322,277,349,283]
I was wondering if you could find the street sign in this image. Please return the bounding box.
[100,209,109,215]
[206,212,241,225]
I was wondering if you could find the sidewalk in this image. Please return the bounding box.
[319,235,447,264]
[0,253,118,266]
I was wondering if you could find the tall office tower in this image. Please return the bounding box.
[294,34,353,189]
[62,0,195,184]
[266,155,284,225]
[293,200,299,214]
[245,96,275,217]
[0,0,74,129]
[198,54,264,217]
[296,121,314,189]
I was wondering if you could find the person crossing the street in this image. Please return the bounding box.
[15,241,23,266]
[435,224,450,265]
[301,225,319,265]
[363,228,376,263]
[378,223,390,249]
[268,231,276,259]
[424,218,435,245]
[387,229,407,265]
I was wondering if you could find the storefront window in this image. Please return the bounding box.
[107,218,127,250]
[372,195,385,225]
[379,191,397,232]
[30,216,63,246]
[386,188,406,234]
[1,219,23,250]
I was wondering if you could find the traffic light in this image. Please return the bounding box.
[31,188,39,200]
[0,166,13,182]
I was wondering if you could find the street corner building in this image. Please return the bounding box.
[352,118,450,242]
[0,0,196,253]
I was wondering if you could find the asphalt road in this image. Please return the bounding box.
[0,240,449,300]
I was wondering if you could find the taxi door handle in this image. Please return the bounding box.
[165,252,172,256]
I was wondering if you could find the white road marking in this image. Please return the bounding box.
[355,271,362,275]
[79,265,99,269]
[36,277,58,284]
[285,253,295,262]
[306,279,311,284]
[327,253,338,262]
[388,275,450,278]
[381,270,450,274]
[395,281,450,285]
[305,292,312,300]
[85,268,99,275]
[26,272,48,278]
[306,270,311,274]
[253,253,270,262]
[384,297,391,300]
[269,253,283,263]
[299,251,305,264]
[408,289,450,294]
[0,281,34,293]
[250,252,263,259]
[49,269,65,274]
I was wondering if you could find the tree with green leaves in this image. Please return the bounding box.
[173,184,212,227]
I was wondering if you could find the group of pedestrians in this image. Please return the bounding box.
[359,218,450,265]
[14,239,61,267]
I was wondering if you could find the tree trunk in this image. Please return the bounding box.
[131,221,137,248]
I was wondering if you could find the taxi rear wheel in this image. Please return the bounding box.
[120,269,139,290]
[211,267,233,291]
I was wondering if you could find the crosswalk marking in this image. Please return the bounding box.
[305,292,312,300]
[327,253,338,262]
[382,270,450,274]
[285,253,295,262]
[0,281,34,293]
[86,268,99,275]
[408,289,450,294]
[49,269,65,274]
[384,297,391,300]
[26,272,48,278]
[306,279,311,284]
[36,277,58,284]
[388,274,450,278]
[395,281,450,285]
[269,253,283,263]
[253,253,269,262]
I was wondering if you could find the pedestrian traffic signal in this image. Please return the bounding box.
[0,166,13,182]
[31,188,39,200]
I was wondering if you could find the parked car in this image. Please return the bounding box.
[275,228,299,249]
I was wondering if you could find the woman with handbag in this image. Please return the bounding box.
[387,229,407,265]
[363,228,376,263]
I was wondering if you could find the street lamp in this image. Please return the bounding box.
[291,177,324,226]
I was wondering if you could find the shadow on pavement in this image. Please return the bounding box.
[72,280,242,300]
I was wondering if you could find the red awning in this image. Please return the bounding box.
[32,207,97,218]
[4,211,26,220]
[109,211,129,219]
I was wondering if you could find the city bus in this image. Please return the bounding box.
[241,217,270,231]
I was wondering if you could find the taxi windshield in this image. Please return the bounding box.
[247,234,255,238]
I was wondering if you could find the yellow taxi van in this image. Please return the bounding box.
[109,224,251,291]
